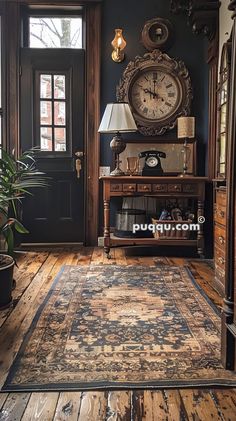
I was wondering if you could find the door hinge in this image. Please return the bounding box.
[19,65,22,76]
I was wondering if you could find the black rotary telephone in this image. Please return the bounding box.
[138,150,166,176]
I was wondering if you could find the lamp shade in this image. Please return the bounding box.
[177,116,195,139]
[98,102,137,133]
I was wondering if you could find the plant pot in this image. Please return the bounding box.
[0,254,14,309]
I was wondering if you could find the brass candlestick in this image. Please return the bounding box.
[177,116,195,177]
[180,138,191,177]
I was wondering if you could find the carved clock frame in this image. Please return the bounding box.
[116,49,192,136]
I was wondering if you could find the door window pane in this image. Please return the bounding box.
[55,128,66,151]
[40,101,52,125]
[54,75,65,99]
[40,74,52,99]
[54,102,66,125]
[29,17,82,48]
[40,127,53,151]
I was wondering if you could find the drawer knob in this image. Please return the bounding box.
[144,185,148,190]
[129,185,133,190]
[218,236,225,245]
[218,257,225,265]
[174,185,178,189]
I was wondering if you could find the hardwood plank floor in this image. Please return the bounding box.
[0,246,235,421]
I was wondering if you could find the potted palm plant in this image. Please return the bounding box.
[0,148,47,308]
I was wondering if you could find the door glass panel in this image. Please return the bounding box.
[221,81,227,104]
[40,74,52,98]
[29,17,82,48]
[40,101,52,125]
[220,104,226,134]
[54,75,66,99]
[55,128,66,151]
[40,127,53,151]
[38,72,68,153]
[220,134,226,162]
[54,102,66,125]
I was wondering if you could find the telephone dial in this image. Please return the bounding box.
[138,150,166,176]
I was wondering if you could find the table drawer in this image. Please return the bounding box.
[168,184,182,193]
[137,184,152,193]
[216,189,227,208]
[152,184,168,192]
[214,245,226,273]
[110,183,122,192]
[123,183,136,192]
[214,205,226,227]
[214,223,226,249]
[182,184,198,194]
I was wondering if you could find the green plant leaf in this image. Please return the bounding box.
[2,225,14,256]
[13,219,29,234]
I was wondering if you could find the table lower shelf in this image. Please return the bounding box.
[108,234,197,247]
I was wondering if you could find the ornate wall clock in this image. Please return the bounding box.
[116,49,192,136]
[141,17,174,52]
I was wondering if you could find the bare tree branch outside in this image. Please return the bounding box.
[30,17,82,48]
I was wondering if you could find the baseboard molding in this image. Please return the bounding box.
[19,242,84,248]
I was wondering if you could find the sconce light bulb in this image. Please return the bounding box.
[111,29,126,62]
[117,37,122,47]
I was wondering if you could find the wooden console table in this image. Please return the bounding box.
[100,176,207,258]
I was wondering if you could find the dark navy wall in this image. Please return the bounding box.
[100,0,209,176]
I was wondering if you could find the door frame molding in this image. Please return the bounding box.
[1,0,101,246]
[84,3,101,246]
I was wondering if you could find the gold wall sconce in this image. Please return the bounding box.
[111,29,126,63]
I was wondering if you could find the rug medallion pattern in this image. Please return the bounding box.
[4,265,236,390]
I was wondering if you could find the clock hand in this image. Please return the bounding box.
[144,88,157,97]
[143,88,165,102]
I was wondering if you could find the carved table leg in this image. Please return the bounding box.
[104,199,111,259]
[197,200,205,258]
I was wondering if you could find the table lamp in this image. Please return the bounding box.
[98,102,137,176]
[177,116,195,177]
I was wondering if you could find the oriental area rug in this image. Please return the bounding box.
[3,265,236,391]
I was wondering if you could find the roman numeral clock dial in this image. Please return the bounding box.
[116,50,192,136]
[131,71,178,120]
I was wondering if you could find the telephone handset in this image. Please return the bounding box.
[138,150,166,176]
[139,150,166,159]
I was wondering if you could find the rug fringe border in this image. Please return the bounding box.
[3,379,236,393]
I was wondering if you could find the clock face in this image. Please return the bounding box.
[130,69,180,122]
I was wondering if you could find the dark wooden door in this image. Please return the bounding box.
[20,49,85,243]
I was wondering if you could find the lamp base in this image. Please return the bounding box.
[110,167,125,176]
[110,133,126,177]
